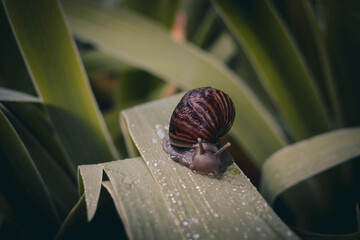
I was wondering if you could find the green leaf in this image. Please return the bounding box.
[1,104,77,217]
[209,32,237,63]
[211,0,331,140]
[184,0,212,40]
[191,7,219,47]
[0,191,12,223]
[78,164,103,221]
[319,0,360,127]
[125,0,180,29]
[260,128,360,204]
[4,102,76,179]
[116,94,298,239]
[274,1,341,126]
[55,189,128,240]
[62,0,287,165]
[302,1,342,127]
[0,87,40,103]
[102,159,180,240]
[0,106,60,238]
[54,194,86,240]
[0,6,35,95]
[103,110,128,158]
[3,0,119,165]
[81,50,133,78]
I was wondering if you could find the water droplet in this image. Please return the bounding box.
[155,124,166,139]
[123,176,132,185]
[242,201,246,206]
[213,213,219,217]
[232,188,237,192]
[173,167,177,170]
[182,221,188,226]
[191,218,198,224]
[193,233,200,239]
[154,163,158,167]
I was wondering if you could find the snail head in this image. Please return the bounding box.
[191,138,231,177]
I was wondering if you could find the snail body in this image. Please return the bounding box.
[162,87,235,178]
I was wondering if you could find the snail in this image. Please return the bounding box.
[162,87,235,178]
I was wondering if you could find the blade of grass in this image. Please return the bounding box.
[0,88,40,103]
[0,87,75,177]
[120,115,138,158]
[125,0,180,29]
[119,94,299,239]
[3,0,119,165]
[55,186,128,240]
[209,32,237,63]
[183,0,211,40]
[102,159,181,240]
[104,110,128,158]
[0,104,77,217]
[54,194,86,240]
[275,1,341,127]
[0,107,60,238]
[0,6,35,96]
[81,50,133,78]
[211,0,331,140]
[191,7,219,47]
[78,164,103,221]
[4,102,76,179]
[260,128,360,204]
[319,0,360,127]
[302,1,342,127]
[62,0,287,165]
[0,191,13,225]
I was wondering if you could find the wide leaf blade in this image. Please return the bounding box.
[119,94,298,239]
[3,0,119,165]
[0,87,40,103]
[260,128,360,204]
[78,164,103,221]
[1,104,77,217]
[211,0,331,140]
[320,0,360,127]
[0,107,59,238]
[102,159,181,240]
[62,0,287,165]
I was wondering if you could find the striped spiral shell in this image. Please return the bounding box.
[169,87,235,148]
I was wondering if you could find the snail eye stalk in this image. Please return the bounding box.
[162,87,235,178]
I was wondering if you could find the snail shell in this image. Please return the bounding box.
[162,87,235,178]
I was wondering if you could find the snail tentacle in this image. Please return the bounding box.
[163,87,235,178]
